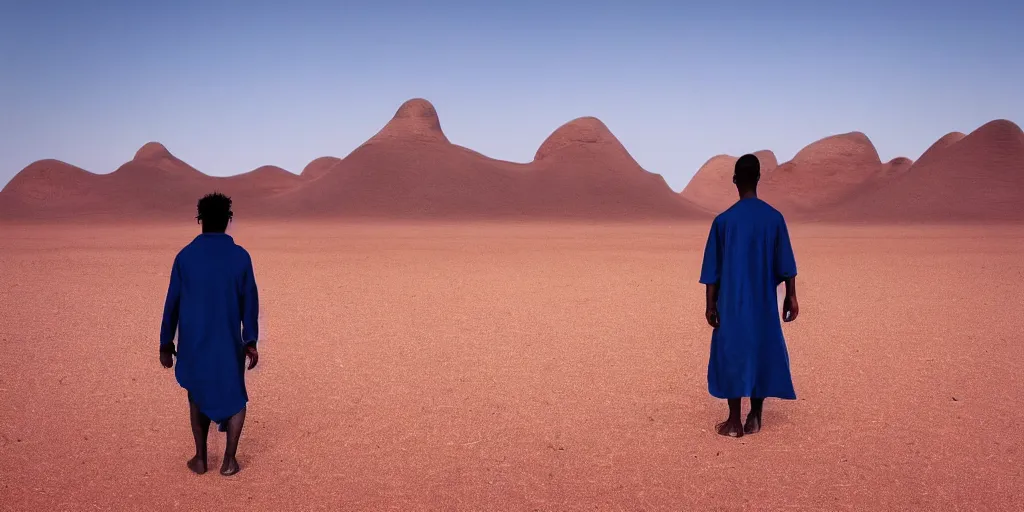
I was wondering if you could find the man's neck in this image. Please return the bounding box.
[738,189,757,200]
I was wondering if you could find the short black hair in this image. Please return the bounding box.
[733,154,760,188]
[196,192,232,231]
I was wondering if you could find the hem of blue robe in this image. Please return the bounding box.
[709,390,797,400]
[186,390,248,425]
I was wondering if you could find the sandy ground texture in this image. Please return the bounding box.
[1,221,1022,511]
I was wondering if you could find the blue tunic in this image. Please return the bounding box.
[699,198,797,400]
[160,233,259,424]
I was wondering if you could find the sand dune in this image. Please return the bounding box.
[818,120,1024,222]
[300,157,342,180]
[0,159,101,204]
[878,157,914,178]
[913,132,966,170]
[759,132,882,217]
[275,99,530,218]
[519,117,705,218]
[0,144,212,220]
[212,166,303,213]
[1,99,700,221]
[1,100,1020,222]
[246,100,705,219]
[680,150,777,213]
[0,159,110,220]
[219,165,300,191]
[0,146,305,220]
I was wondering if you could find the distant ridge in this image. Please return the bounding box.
[1,100,1020,223]
[817,120,1024,222]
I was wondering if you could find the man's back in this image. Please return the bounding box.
[708,198,794,316]
[161,232,259,421]
[175,233,252,342]
[699,197,798,400]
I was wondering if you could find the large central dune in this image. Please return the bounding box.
[521,117,705,218]
[276,99,530,218]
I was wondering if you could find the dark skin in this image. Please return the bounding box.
[160,215,260,475]
[707,180,799,438]
[161,343,257,475]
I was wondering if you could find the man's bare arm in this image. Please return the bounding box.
[706,283,719,308]
[783,277,796,299]
[782,277,799,322]
[705,283,720,328]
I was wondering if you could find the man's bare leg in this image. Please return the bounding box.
[187,398,210,474]
[716,398,744,437]
[220,407,246,476]
[744,397,764,434]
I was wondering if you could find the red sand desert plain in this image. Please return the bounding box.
[0,222,1022,510]
[1,99,1023,510]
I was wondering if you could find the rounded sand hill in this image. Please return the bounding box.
[680,150,777,213]
[98,144,210,217]
[365,98,450,145]
[820,120,1024,222]
[272,102,705,220]
[913,132,966,170]
[878,157,914,178]
[301,157,342,180]
[521,117,707,218]
[1,159,100,201]
[134,142,173,161]
[533,117,630,162]
[217,165,302,199]
[0,160,111,219]
[759,132,882,216]
[276,99,523,218]
[123,142,205,178]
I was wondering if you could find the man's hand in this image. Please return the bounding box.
[159,344,176,368]
[244,343,259,370]
[705,307,720,329]
[783,295,799,322]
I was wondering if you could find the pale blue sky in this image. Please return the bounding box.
[2,0,1022,191]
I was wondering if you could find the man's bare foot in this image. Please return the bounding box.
[220,457,240,476]
[187,455,207,475]
[743,412,762,434]
[716,419,744,438]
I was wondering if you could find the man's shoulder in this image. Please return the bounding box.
[230,242,252,263]
[176,239,198,258]
[752,198,786,219]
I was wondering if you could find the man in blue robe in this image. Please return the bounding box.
[159,192,260,475]
[699,154,799,438]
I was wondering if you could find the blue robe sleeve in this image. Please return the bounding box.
[240,254,259,345]
[160,255,182,348]
[699,218,721,285]
[774,216,798,284]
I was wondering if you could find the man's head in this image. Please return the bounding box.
[732,153,761,191]
[196,192,233,232]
